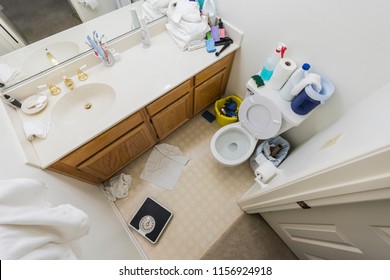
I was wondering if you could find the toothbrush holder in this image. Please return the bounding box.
[101,51,114,67]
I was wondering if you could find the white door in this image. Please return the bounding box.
[261,199,390,259]
[0,11,26,55]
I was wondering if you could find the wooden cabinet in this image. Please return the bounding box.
[147,79,193,140]
[48,110,157,184]
[194,52,235,115]
[48,51,235,184]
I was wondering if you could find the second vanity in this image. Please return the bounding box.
[3,17,242,185]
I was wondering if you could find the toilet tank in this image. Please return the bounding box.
[245,79,311,134]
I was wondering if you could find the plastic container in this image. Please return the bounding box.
[215,95,242,126]
[249,136,290,171]
[280,63,311,101]
[291,77,335,115]
[259,43,286,81]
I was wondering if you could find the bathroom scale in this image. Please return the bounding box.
[129,197,173,244]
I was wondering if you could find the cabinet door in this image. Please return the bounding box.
[78,123,156,180]
[151,93,193,139]
[193,70,225,115]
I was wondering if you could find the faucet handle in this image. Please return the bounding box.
[76,64,88,81]
[38,83,61,96]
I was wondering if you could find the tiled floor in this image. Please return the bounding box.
[114,112,255,259]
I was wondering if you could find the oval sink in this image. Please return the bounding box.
[51,83,116,129]
[23,42,79,76]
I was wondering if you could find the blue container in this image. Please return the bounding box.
[291,77,334,115]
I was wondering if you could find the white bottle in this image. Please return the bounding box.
[280,63,310,101]
[138,14,151,48]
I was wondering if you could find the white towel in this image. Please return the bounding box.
[142,2,165,21]
[0,178,90,260]
[23,119,51,141]
[103,173,132,201]
[141,143,190,190]
[165,0,210,50]
[290,73,322,97]
[166,0,201,23]
[0,64,20,85]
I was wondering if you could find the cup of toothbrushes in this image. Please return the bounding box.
[101,50,114,67]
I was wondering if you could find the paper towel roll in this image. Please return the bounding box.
[268,57,297,90]
[254,161,278,183]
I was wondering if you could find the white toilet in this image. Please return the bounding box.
[210,79,311,166]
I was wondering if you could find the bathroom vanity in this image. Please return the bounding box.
[49,52,235,184]
[2,17,241,185]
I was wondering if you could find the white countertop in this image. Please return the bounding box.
[4,18,242,168]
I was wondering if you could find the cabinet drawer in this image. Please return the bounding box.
[195,52,235,86]
[60,111,144,167]
[146,79,193,116]
[151,93,193,139]
[194,70,225,115]
[78,122,156,180]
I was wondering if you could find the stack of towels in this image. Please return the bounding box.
[142,0,172,21]
[165,0,210,50]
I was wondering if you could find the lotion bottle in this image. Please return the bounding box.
[279,63,311,101]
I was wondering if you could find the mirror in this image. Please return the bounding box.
[0,0,164,89]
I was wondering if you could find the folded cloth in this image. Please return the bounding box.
[166,19,209,50]
[142,1,165,21]
[290,73,322,97]
[103,173,132,201]
[166,0,202,23]
[148,0,172,11]
[165,0,210,50]
[0,178,90,260]
[0,64,20,86]
[141,143,190,190]
[23,119,51,141]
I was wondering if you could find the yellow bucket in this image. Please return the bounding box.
[214,95,242,126]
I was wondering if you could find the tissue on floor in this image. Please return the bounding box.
[141,143,190,190]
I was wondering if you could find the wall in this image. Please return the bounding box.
[214,0,390,146]
[0,104,145,259]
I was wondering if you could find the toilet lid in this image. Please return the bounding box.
[239,94,282,139]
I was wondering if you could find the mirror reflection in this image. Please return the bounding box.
[0,0,165,89]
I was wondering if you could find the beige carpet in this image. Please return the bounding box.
[202,213,297,260]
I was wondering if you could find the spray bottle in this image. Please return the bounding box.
[259,43,287,81]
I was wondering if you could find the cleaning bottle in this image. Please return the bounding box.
[259,43,287,81]
[280,63,311,101]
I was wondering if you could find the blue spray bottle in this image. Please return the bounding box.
[259,43,287,81]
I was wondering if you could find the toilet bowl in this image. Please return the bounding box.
[210,79,311,166]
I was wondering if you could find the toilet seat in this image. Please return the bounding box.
[239,94,282,139]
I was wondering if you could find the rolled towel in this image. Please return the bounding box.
[0,64,20,86]
[142,1,165,21]
[290,73,322,97]
[22,119,51,141]
[103,173,132,201]
[167,0,201,23]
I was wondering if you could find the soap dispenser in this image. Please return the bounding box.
[138,13,151,48]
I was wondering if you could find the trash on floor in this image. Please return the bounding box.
[103,173,132,201]
[140,143,190,190]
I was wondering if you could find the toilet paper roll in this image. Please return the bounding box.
[268,57,297,90]
[82,0,99,10]
[254,161,278,183]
